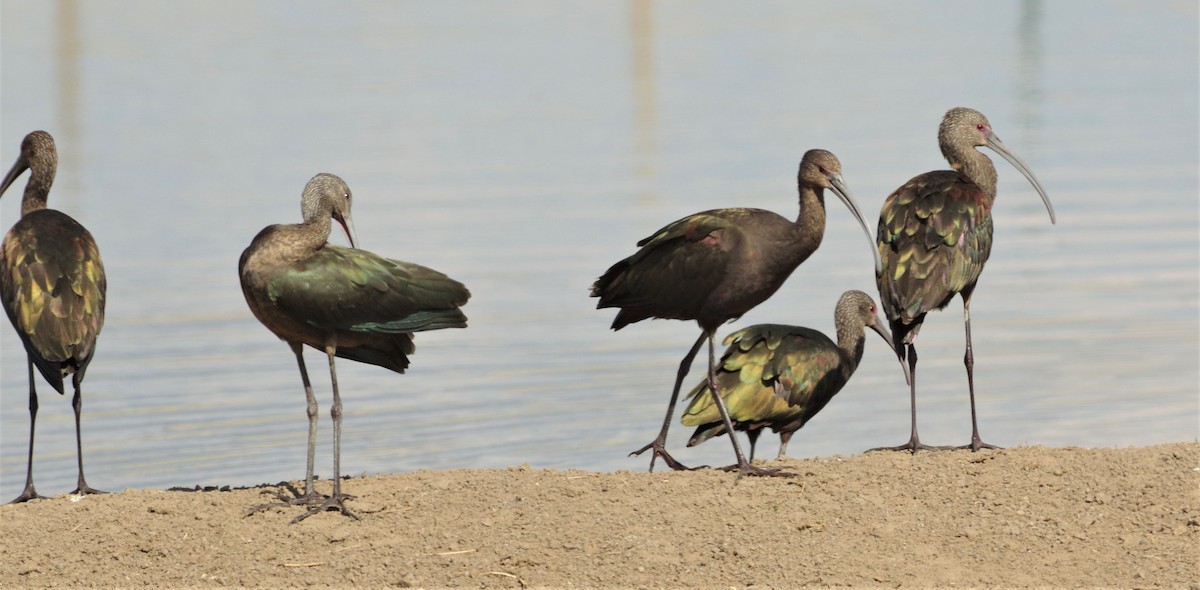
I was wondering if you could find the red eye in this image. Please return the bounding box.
[976,124,986,131]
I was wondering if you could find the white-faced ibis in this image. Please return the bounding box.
[680,290,901,463]
[874,107,1055,453]
[0,131,106,503]
[239,173,469,522]
[591,149,880,477]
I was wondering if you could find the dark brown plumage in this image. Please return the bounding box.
[874,107,1055,452]
[592,149,879,477]
[0,130,106,503]
[239,173,469,522]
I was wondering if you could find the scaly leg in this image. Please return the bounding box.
[69,374,105,496]
[9,358,44,503]
[629,332,707,472]
[248,343,326,517]
[746,429,762,463]
[869,343,950,453]
[292,346,359,523]
[774,430,790,461]
[292,342,323,501]
[960,294,1000,451]
[706,333,792,479]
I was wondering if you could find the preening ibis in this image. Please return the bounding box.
[239,173,469,522]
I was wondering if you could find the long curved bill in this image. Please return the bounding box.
[829,175,883,275]
[334,211,359,249]
[868,316,913,387]
[869,316,895,353]
[0,154,29,197]
[986,133,1056,224]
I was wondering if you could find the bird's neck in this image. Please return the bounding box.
[270,214,335,260]
[298,214,333,250]
[835,326,866,376]
[792,186,827,254]
[950,148,999,204]
[20,175,52,217]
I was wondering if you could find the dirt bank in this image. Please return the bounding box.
[1,443,1196,588]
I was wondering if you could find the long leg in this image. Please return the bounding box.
[961,293,1000,451]
[291,342,322,501]
[69,373,104,496]
[629,332,707,472]
[706,333,792,479]
[746,429,761,463]
[9,358,44,503]
[869,342,948,453]
[774,430,789,460]
[248,343,325,517]
[905,345,922,450]
[293,346,359,523]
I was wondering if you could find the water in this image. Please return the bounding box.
[1,0,1196,498]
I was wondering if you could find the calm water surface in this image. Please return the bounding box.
[1,0,1196,498]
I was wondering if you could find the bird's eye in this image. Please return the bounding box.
[976,124,986,132]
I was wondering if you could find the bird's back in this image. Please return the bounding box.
[681,323,844,444]
[592,208,798,330]
[876,170,993,338]
[0,208,106,393]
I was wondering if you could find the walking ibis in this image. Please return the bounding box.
[874,107,1055,452]
[591,149,880,477]
[0,130,106,503]
[680,290,900,462]
[239,173,469,522]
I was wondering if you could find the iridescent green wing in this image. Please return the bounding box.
[876,171,993,322]
[268,245,469,335]
[681,324,838,428]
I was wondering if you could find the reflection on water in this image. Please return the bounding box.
[1,1,1196,499]
[1014,0,1043,135]
[630,0,660,191]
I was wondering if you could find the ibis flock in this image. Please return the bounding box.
[1,107,1055,521]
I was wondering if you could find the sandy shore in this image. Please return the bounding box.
[0,443,1196,588]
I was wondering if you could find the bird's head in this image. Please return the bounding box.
[302,172,359,248]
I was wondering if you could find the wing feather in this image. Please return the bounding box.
[592,210,755,328]
[267,245,469,336]
[0,210,105,392]
[681,324,842,441]
[876,171,992,325]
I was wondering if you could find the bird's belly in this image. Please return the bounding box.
[705,267,793,320]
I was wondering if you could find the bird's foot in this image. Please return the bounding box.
[70,483,107,497]
[725,460,795,480]
[956,437,1003,452]
[246,482,327,517]
[629,441,700,472]
[7,484,46,504]
[867,436,954,455]
[291,493,360,524]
